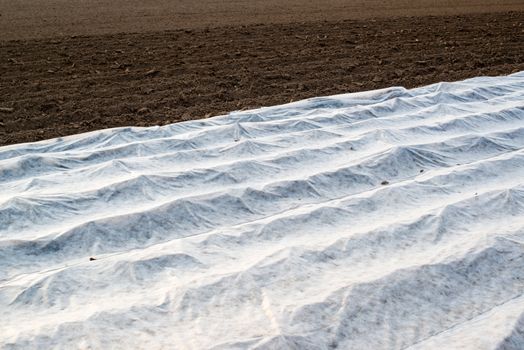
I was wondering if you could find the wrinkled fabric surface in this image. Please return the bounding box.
[1,72,524,349]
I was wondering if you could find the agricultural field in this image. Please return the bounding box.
[1,1,524,349]
[0,2,523,146]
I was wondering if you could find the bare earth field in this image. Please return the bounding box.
[1,0,523,40]
[0,1,523,146]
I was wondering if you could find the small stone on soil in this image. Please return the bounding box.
[144,69,159,77]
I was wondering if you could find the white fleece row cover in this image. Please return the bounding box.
[1,72,524,349]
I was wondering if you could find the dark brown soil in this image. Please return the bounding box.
[1,0,523,41]
[1,12,523,146]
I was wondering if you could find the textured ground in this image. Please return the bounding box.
[1,73,524,349]
[1,11,523,146]
[1,0,523,40]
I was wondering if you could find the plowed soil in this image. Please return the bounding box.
[1,11,523,146]
[1,0,523,40]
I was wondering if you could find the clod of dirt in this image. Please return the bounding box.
[89,257,97,261]
[381,180,390,185]
[40,103,58,112]
[137,107,152,115]
[144,69,159,77]
[0,107,14,113]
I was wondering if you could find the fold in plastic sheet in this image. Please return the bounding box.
[1,72,524,349]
